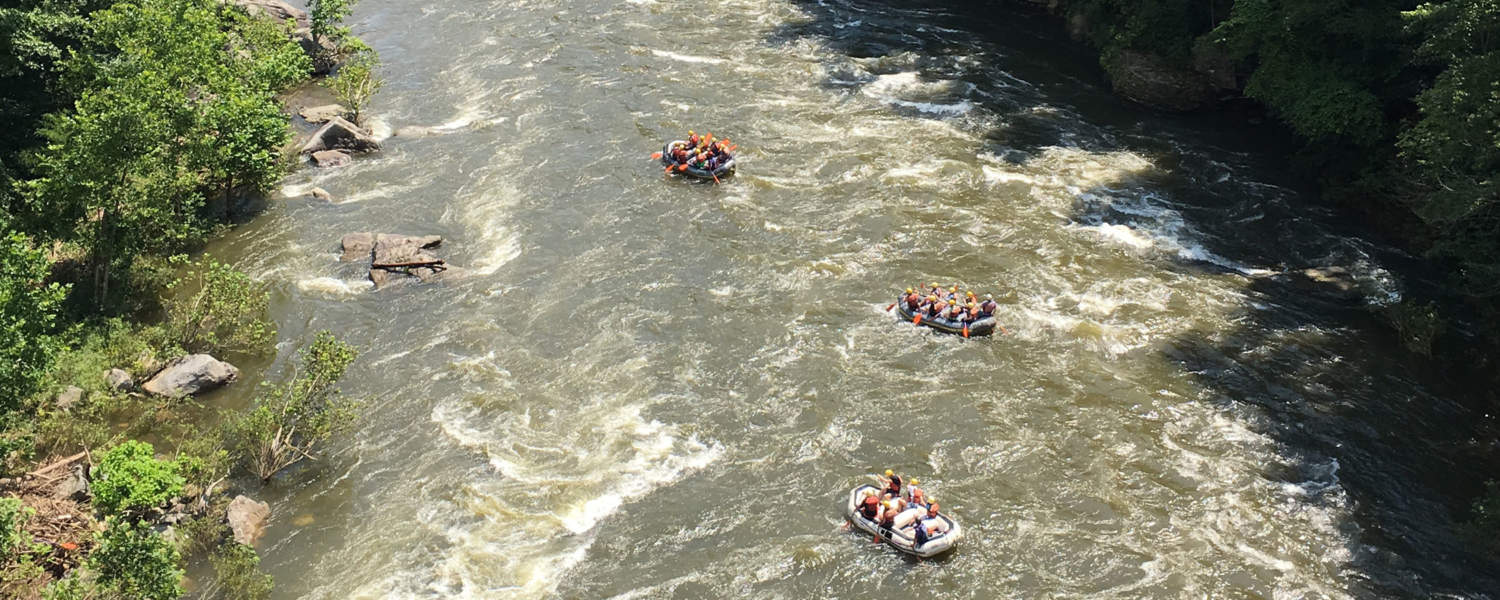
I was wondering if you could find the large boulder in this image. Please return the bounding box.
[301,117,379,155]
[1105,50,1218,112]
[55,386,84,411]
[104,368,134,393]
[370,234,447,289]
[141,354,240,398]
[226,495,271,546]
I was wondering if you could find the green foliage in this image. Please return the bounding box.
[0,230,66,413]
[1210,0,1403,146]
[326,49,384,125]
[210,543,274,600]
[90,440,183,519]
[0,497,34,560]
[41,574,97,600]
[25,0,306,308]
[231,330,358,481]
[171,512,228,559]
[89,517,182,600]
[1397,0,1500,297]
[164,257,276,356]
[1070,0,1210,62]
[1385,300,1446,355]
[309,0,356,46]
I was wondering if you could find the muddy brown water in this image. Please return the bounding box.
[201,0,1499,597]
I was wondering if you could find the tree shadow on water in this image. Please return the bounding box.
[769,0,1500,597]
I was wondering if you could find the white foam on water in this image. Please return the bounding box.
[886,98,973,116]
[1081,223,1155,249]
[982,165,1034,185]
[295,276,374,298]
[650,49,726,65]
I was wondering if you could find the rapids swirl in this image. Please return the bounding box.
[203,0,1500,597]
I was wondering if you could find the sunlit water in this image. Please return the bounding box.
[203,0,1498,598]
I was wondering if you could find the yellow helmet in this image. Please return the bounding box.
[910,478,919,485]
[905,287,914,293]
[884,469,894,477]
[950,285,958,292]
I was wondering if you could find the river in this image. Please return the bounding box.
[203,0,1499,597]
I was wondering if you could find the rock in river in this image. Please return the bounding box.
[226,495,271,546]
[300,117,380,155]
[299,103,351,124]
[141,354,239,398]
[311,149,353,168]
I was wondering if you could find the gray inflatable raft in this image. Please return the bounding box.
[844,484,961,557]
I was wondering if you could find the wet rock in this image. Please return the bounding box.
[141,354,240,398]
[55,386,83,411]
[53,464,90,502]
[1277,266,1367,305]
[370,234,447,289]
[226,0,309,29]
[1104,50,1217,112]
[298,104,350,124]
[226,495,271,546]
[300,116,379,155]
[105,368,134,393]
[339,232,375,261]
[308,187,334,202]
[311,149,353,168]
[1191,42,1238,92]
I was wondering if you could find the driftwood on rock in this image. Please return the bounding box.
[337,233,460,289]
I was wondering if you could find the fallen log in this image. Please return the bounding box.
[372,260,446,270]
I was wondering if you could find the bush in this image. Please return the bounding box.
[90,440,183,519]
[326,49,383,125]
[210,543,273,600]
[231,330,358,481]
[0,497,34,561]
[308,0,356,46]
[89,517,182,600]
[163,257,276,357]
[0,231,66,413]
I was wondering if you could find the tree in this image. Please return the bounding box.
[0,230,65,412]
[26,0,307,308]
[88,517,182,600]
[308,0,356,46]
[90,440,184,519]
[326,48,383,125]
[231,331,358,481]
[163,257,276,356]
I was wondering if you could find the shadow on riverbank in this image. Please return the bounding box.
[768,0,1500,596]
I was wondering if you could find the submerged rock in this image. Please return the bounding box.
[311,149,353,168]
[226,495,271,546]
[307,187,334,202]
[141,354,240,398]
[298,103,350,124]
[300,117,380,155]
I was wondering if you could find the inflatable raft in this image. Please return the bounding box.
[661,140,735,180]
[844,484,961,557]
[894,300,997,337]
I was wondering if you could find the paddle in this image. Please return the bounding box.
[650,152,662,160]
[912,313,923,325]
[886,301,897,311]
[962,324,969,339]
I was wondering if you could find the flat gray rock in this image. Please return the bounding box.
[104,368,133,393]
[141,354,239,398]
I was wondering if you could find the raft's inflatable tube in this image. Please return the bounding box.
[844,485,961,557]
[661,140,736,179]
[893,301,996,337]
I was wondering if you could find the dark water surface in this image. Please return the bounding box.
[205,0,1499,597]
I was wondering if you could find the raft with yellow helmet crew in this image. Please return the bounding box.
[844,469,961,557]
[892,283,1003,338]
[652,130,736,182]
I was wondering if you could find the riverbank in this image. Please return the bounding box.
[0,0,380,597]
[988,0,1500,549]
